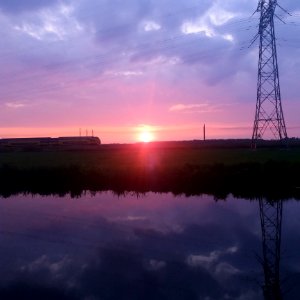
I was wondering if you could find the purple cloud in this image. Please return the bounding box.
[0,0,299,140]
[0,0,65,14]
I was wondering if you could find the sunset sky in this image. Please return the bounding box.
[0,0,299,143]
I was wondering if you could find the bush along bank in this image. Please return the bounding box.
[0,161,300,200]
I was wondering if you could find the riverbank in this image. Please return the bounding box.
[1,141,300,199]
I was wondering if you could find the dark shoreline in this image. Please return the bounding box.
[1,161,300,200]
[1,140,300,200]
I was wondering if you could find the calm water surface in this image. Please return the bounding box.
[0,192,299,299]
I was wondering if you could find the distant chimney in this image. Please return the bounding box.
[203,124,206,141]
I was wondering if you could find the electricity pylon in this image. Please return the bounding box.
[259,198,283,300]
[252,0,288,148]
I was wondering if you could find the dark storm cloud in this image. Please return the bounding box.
[0,0,299,128]
[74,0,213,51]
[1,0,298,78]
[0,0,64,14]
[144,0,212,34]
[75,0,212,34]
[78,0,258,86]
[0,0,266,88]
[75,0,152,44]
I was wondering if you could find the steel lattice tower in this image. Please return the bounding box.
[252,0,288,148]
[259,199,283,300]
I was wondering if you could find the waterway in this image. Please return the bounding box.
[0,192,299,299]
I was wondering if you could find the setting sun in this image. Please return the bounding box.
[139,130,154,143]
[137,125,155,143]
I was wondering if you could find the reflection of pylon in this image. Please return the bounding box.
[259,198,283,300]
[252,0,288,148]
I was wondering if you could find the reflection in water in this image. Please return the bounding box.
[259,199,282,300]
[0,193,298,299]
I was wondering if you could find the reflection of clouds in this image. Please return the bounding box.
[18,254,80,291]
[187,251,219,268]
[215,262,240,278]
[147,259,166,271]
[1,193,300,299]
[111,215,147,222]
[187,246,241,281]
[21,255,72,277]
[79,246,225,300]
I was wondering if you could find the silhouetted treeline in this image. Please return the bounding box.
[1,161,300,200]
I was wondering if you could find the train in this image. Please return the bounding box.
[0,136,101,150]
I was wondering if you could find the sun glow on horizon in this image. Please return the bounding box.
[137,125,155,143]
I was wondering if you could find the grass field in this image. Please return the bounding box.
[1,142,300,199]
[0,143,300,170]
